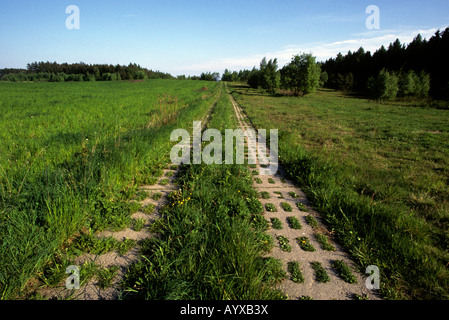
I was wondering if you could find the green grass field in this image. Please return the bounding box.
[0,80,220,299]
[229,83,449,299]
[1,79,448,300]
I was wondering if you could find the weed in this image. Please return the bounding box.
[331,260,357,284]
[296,202,309,212]
[315,234,335,251]
[132,218,146,232]
[142,203,155,215]
[270,217,283,230]
[288,191,300,198]
[277,236,292,252]
[286,216,302,230]
[159,178,170,186]
[287,261,304,284]
[296,237,315,252]
[97,265,120,289]
[268,178,275,184]
[260,191,271,199]
[265,203,277,212]
[254,177,262,184]
[151,192,162,201]
[280,202,293,212]
[274,191,283,198]
[311,261,330,283]
[305,215,319,228]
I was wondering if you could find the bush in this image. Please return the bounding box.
[367,69,398,101]
[280,53,321,96]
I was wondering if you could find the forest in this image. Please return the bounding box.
[0,62,174,82]
[223,27,449,101]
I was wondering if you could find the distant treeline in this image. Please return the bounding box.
[0,62,175,82]
[222,27,449,100]
[322,27,449,99]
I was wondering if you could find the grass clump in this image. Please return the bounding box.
[277,236,292,252]
[296,202,309,212]
[311,261,330,283]
[287,261,304,284]
[142,203,155,214]
[97,266,120,289]
[287,216,302,230]
[315,233,335,251]
[296,236,315,252]
[132,218,146,232]
[260,191,271,199]
[265,203,277,212]
[151,192,163,201]
[288,191,300,198]
[270,217,283,230]
[305,215,319,228]
[331,260,357,284]
[280,202,293,212]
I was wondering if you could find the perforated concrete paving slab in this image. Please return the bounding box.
[227,86,379,300]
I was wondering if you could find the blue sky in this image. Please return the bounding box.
[1,0,448,76]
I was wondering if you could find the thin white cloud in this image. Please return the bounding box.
[179,26,442,75]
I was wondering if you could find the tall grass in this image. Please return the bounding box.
[0,80,220,299]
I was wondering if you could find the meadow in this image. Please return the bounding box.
[0,80,220,299]
[229,84,449,299]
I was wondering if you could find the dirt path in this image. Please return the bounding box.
[227,85,380,300]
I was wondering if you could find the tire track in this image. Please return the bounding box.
[226,84,379,300]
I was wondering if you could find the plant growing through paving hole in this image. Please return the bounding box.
[331,260,357,284]
[315,234,335,251]
[296,202,309,212]
[311,261,330,283]
[296,236,315,252]
[270,217,283,230]
[287,216,302,230]
[255,177,262,184]
[159,178,170,186]
[142,203,155,214]
[274,191,284,198]
[132,218,145,232]
[97,266,120,289]
[151,192,162,201]
[268,178,276,184]
[305,215,319,228]
[287,261,304,284]
[280,202,293,212]
[277,236,292,252]
[265,203,277,212]
[288,191,299,198]
[260,191,270,199]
